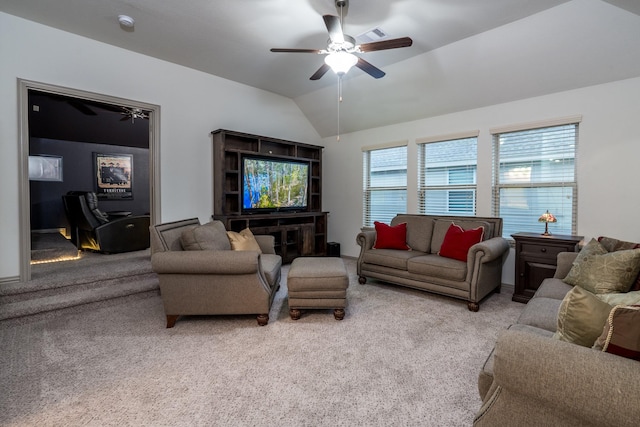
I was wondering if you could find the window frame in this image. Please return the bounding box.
[491,118,580,239]
[362,143,408,227]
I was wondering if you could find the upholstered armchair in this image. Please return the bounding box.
[62,191,150,254]
[149,218,282,327]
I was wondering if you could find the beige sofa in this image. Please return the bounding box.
[356,214,509,311]
[149,218,282,327]
[475,251,640,426]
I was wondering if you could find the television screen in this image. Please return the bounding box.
[242,157,309,211]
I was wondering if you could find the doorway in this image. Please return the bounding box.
[18,80,161,282]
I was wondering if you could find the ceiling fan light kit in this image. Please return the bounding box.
[325,51,358,75]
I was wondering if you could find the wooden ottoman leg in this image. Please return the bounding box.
[334,308,345,321]
[166,315,179,328]
[256,313,269,326]
[290,308,302,320]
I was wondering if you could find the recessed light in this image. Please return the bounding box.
[118,15,135,28]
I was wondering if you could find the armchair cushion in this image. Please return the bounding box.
[180,221,231,251]
[227,228,262,253]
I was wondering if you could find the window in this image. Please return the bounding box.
[418,137,477,216]
[362,145,407,226]
[492,122,578,238]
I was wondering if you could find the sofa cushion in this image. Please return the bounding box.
[533,278,574,301]
[180,221,231,251]
[227,228,262,253]
[407,254,467,281]
[391,215,433,253]
[438,223,484,262]
[553,286,613,347]
[516,297,563,332]
[593,304,640,360]
[430,219,491,254]
[596,290,640,306]
[373,221,411,250]
[598,236,640,291]
[564,238,640,294]
[363,248,424,270]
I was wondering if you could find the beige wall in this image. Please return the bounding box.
[322,76,640,284]
[0,12,322,280]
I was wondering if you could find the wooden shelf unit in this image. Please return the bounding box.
[211,129,326,263]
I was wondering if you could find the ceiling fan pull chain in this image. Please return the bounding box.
[337,76,341,141]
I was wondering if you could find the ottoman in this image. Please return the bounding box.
[287,257,349,320]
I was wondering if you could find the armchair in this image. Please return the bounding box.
[62,191,150,254]
[149,218,282,327]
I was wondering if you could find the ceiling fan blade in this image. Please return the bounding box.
[358,37,413,52]
[323,15,344,44]
[355,57,385,79]
[310,63,331,80]
[270,48,322,53]
[68,100,97,116]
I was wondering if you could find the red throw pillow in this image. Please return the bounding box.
[438,223,484,262]
[373,221,411,250]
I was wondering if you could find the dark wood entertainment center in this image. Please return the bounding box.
[211,129,327,263]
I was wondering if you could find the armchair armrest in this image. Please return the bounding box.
[468,237,509,263]
[254,235,276,254]
[475,329,640,426]
[151,250,260,274]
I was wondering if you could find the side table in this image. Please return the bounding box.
[511,232,583,303]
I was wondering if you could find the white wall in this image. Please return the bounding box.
[0,13,322,280]
[322,76,640,285]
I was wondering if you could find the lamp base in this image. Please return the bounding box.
[541,223,551,236]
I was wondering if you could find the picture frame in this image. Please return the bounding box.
[28,155,63,182]
[94,153,133,199]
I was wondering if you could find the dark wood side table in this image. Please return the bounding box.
[511,232,583,303]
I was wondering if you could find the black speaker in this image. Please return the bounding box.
[327,242,340,257]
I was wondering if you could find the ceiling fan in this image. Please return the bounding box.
[270,0,412,80]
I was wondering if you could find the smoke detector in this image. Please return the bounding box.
[118,15,135,28]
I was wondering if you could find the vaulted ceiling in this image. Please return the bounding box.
[2,0,640,137]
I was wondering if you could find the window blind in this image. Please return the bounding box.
[492,123,578,238]
[418,137,477,216]
[362,145,407,226]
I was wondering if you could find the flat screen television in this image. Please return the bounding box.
[242,156,309,213]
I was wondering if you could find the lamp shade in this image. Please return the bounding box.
[324,52,358,75]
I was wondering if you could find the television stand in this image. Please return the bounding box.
[213,212,327,263]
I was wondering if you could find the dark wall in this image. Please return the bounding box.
[28,90,151,232]
[30,138,150,231]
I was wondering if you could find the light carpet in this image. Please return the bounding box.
[0,259,523,426]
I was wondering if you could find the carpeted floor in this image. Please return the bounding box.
[0,259,524,426]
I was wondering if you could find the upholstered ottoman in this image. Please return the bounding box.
[287,257,349,320]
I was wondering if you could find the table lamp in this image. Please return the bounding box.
[538,210,557,236]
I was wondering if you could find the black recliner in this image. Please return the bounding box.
[62,191,150,254]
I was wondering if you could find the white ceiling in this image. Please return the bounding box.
[2,0,640,137]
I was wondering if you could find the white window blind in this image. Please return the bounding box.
[492,123,578,238]
[418,137,477,216]
[362,145,407,226]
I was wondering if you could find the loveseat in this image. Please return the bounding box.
[149,218,282,327]
[356,214,510,311]
[475,237,640,426]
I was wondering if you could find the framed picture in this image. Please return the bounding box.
[94,153,133,199]
[28,155,63,181]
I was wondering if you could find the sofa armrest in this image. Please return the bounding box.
[553,251,579,278]
[468,237,509,263]
[356,230,376,250]
[475,329,640,427]
[254,235,276,254]
[151,250,259,274]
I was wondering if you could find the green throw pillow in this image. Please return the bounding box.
[596,290,640,306]
[563,238,640,293]
[553,286,613,347]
